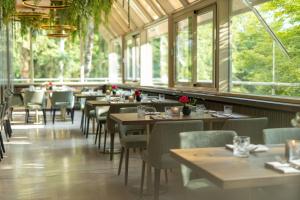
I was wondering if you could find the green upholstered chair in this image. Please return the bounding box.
[50,91,75,124]
[140,120,203,200]
[263,128,300,144]
[118,106,156,186]
[221,117,268,144]
[94,106,110,149]
[23,90,47,124]
[179,130,237,186]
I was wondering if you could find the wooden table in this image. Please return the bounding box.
[110,111,249,194]
[170,146,300,190]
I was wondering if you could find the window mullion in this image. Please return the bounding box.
[192,12,197,85]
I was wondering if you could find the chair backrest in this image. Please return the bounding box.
[179,130,237,185]
[23,90,45,106]
[96,106,110,117]
[148,120,203,168]
[221,117,268,144]
[51,91,74,108]
[263,128,300,144]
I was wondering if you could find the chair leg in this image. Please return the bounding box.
[86,117,90,139]
[140,160,146,196]
[80,110,84,131]
[154,169,161,200]
[4,121,9,142]
[0,131,5,153]
[25,109,29,123]
[71,108,75,124]
[42,109,47,125]
[118,147,124,175]
[124,148,129,186]
[95,122,100,145]
[164,169,168,184]
[52,109,56,124]
[7,120,12,138]
[103,128,107,153]
[83,115,87,135]
[98,124,102,149]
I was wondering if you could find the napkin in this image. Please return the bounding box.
[225,144,269,152]
[265,162,300,174]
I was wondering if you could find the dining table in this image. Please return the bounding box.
[110,111,250,194]
[170,145,300,198]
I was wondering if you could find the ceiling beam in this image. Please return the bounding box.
[146,0,164,17]
[132,0,153,22]
[110,10,130,33]
[155,0,171,14]
[112,4,137,30]
[179,0,189,7]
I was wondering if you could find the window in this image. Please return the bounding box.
[230,0,300,98]
[143,20,168,86]
[109,39,122,83]
[125,34,141,82]
[174,5,216,87]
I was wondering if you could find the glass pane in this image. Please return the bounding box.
[175,17,192,83]
[109,39,122,83]
[125,35,140,81]
[197,10,214,84]
[230,0,300,98]
[146,21,168,85]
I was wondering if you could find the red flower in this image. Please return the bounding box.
[112,85,118,90]
[135,90,141,96]
[179,96,190,104]
[49,82,53,86]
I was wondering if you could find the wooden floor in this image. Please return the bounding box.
[0,111,186,200]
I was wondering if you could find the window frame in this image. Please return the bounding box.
[124,33,141,83]
[173,4,218,89]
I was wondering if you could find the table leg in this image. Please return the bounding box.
[35,109,39,123]
[110,132,115,161]
[145,124,153,192]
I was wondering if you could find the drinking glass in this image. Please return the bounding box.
[286,140,300,162]
[159,94,165,101]
[142,93,148,102]
[137,106,146,118]
[224,105,233,115]
[164,107,172,117]
[196,104,206,115]
[233,136,250,157]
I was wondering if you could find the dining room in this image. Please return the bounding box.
[0,0,300,200]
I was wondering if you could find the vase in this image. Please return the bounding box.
[182,105,191,116]
[136,95,142,102]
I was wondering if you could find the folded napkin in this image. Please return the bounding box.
[265,162,300,174]
[145,112,160,115]
[225,144,269,152]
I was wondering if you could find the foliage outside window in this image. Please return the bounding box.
[12,22,109,83]
[125,34,141,82]
[174,5,216,87]
[143,20,168,86]
[230,0,300,98]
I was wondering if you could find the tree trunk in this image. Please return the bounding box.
[83,20,94,78]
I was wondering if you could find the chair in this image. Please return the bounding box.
[94,106,110,150]
[140,120,203,200]
[221,117,268,144]
[118,106,156,186]
[51,91,75,124]
[179,130,237,187]
[263,128,300,144]
[0,105,6,161]
[23,90,47,124]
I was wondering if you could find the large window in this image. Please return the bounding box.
[174,5,216,87]
[144,20,168,86]
[230,0,300,98]
[109,39,122,83]
[125,34,141,82]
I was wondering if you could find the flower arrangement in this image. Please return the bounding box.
[48,82,53,90]
[179,96,191,116]
[134,90,142,102]
[134,90,141,97]
[111,85,118,95]
[179,96,190,104]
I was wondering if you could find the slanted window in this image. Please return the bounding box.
[125,34,141,82]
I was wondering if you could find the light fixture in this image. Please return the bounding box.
[40,24,76,32]
[22,0,70,10]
